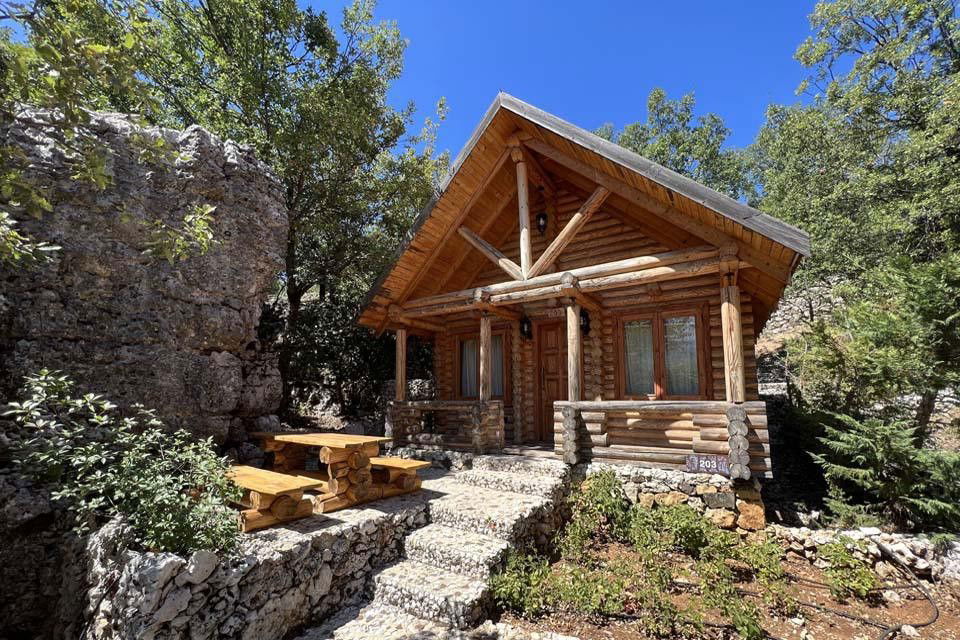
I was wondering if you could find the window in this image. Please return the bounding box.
[458,333,507,399]
[620,307,705,399]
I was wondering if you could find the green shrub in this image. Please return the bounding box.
[490,550,552,617]
[655,503,715,557]
[5,370,242,555]
[813,413,960,532]
[697,555,764,640]
[819,536,879,602]
[737,535,796,613]
[545,564,627,616]
[558,470,630,558]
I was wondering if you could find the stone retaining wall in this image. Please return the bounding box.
[579,461,767,531]
[770,524,960,583]
[84,495,428,640]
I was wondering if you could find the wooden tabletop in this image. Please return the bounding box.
[369,456,431,471]
[259,432,392,448]
[228,465,323,494]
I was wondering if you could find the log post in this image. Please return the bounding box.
[720,273,745,404]
[565,300,581,402]
[561,406,580,465]
[394,328,407,401]
[479,312,492,403]
[513,146,532,278]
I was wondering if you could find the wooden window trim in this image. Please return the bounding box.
[453,326,512,404]
[615,302,710,401]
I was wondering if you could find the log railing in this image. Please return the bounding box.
[386,400,505,454]
[552,400,770,478]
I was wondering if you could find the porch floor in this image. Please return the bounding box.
[501,444,556,458]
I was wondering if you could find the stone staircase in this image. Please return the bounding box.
[299,455,571,639]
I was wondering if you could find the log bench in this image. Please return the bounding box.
[227,465,318,532]
[369,456,430,495]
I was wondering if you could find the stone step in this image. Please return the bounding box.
[293,603,580,640]
[455,469,564,501]
[295,602,451,640]
[471,454,570,479]
[428,483,551,541]
[371,560,489,629]
[404,523,510,579]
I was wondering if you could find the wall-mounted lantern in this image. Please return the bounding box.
[579,309,591,336]
[520,315,533,340]
[536,211,548,234]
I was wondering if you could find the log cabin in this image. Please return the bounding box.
[358,93,810,480]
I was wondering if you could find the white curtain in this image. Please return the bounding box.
[460,338,478,397]
[624,320,654,396]
[491,335,504,397]
[664,315,698,396]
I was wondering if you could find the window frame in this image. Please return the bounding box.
[616,303,710,401]
[453,327,512,403]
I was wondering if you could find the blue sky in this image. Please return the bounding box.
[323,1,818,156]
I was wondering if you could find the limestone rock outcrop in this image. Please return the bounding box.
[0,110,288,442]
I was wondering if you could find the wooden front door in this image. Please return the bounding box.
[536,321,567,443]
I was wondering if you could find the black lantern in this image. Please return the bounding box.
[579,309,591,336]
[536,211,548,234]
[520,315,533,340]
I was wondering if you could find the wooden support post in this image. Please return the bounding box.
[395,328,407,402]
[565,300,581,402]
[514,148,532,279]
[720,275,745,404]
[479,313,492,403]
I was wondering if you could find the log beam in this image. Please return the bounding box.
[406,246,717,310]
[528,186,609,278]
[388,305,444,333]
[395,328,407,402]
[457,226,523,280]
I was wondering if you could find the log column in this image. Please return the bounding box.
[512,146,532,278]
[720,273,745,404]
[565,300,581,402]
[395,328,407,402]
[479,313,492,403]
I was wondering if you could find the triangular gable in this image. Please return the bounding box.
[358,93,810,331]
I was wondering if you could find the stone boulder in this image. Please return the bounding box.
[0,110,288,442]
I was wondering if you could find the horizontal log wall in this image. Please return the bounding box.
[386,400,504,453]
[553,400,771,476]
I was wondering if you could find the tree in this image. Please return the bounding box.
[45,0,447,413]
[597,88,752,200]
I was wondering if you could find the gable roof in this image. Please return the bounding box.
[359,92,810,330]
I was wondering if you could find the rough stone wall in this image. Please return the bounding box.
[0,110,288,442]
[84,496,428,640]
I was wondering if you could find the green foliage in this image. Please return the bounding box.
[737,536,796,613]
[697,554,764,640]
[598,88,753,200]
[0,0,212,266]
[818,537,880,602]
[543,563,627,616]
[144,204,218,264]
[558,470,630,558]
[4,370,242,555]
[813,413,960,531]
[490,550,552,618]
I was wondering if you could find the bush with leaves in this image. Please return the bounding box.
[558,470,630,558]
[4,370,242,555]
[818,537,879,602]
[813,413,960,532]
[490,550,552,618]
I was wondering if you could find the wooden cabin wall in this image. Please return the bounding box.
[429,188,763,446]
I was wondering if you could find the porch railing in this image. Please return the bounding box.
[553,400,769,479]
[386,400,505,454]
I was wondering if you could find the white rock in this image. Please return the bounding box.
[899,624,920,638]
[180,550,219,585]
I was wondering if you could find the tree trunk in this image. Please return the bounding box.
[914,388,938,443]
[279,225,301,416]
